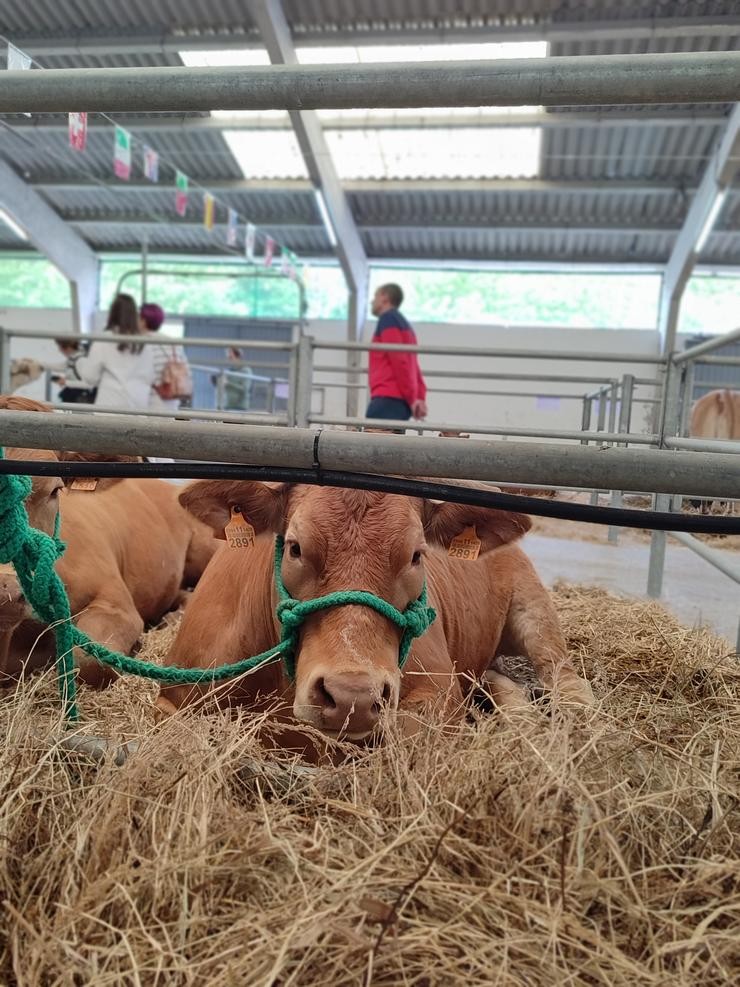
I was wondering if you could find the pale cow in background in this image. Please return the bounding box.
[690,388,740,440]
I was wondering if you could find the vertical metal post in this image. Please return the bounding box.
[141,236,149,304]
[44,369,53,402]
[648,357,682,598]
[346,288,363,419]
[590,387,608,506]
[580,395,592,446]
[294,334,314,428]
[266,378,276,414]
[286,328,300,426]
[608,374,635,545]
[679,360,696,437]
[0,328,11,394]
[216,372,225,410]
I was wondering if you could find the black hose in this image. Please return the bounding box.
[0,458,738,534]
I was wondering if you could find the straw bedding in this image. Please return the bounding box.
[0,587,738,986]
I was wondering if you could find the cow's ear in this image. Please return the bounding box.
[179,480,286,540]
[57,450,142,490]
[422,501,531,555]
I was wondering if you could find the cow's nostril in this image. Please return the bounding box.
[381,682,392,703]
[315,677,336,710]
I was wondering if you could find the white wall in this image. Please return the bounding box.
[307,318,661,436]
[2,307,662,435]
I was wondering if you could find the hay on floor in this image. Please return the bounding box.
[0,586,738,986]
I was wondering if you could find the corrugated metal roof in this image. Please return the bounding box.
[0,1,739,265]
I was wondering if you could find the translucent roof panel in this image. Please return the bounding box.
[222,130,309,180]
[326,128,542,180]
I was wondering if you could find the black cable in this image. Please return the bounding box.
[1,458,738,534]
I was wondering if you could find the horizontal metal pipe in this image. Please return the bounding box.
[0,327,295,352]
[673,325,740,364]
[312,339,665,363]
[51,402,288,426]
[313,365,624,385]
[668,531,740,582]
[3,53,740,112]
[1,410,738,497]
[693,356,740,367]
[309,414,657,444]
[665,435,740,453]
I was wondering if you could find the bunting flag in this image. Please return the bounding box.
[7,43,31,71]
[226,208,238,247]
[175,170,189,216]
[245,222,256,262]
[8,44,32,117]
[113,125,132,180]
[203,192,215,230]
[143,145,159,182]
[264,236,275,267]
[280,248,291,277]
[68,112,87,152]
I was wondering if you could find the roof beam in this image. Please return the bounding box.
[30,178,701,196]
[7,16,740,57]
[0,161,98,332]
[66,218,686,236]
[1,110,726,132]
[658,103,740,352]
[248,0,368,396]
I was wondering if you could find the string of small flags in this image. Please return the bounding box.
[5,39,304,282]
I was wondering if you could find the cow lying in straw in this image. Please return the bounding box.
[156,479,594,741]
[0,396,217,686]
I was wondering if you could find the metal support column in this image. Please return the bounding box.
[141,236,149,303]
[648,360,683,597]
[0,328,11,394]
[608,373,635,544]
[294,334,314,428]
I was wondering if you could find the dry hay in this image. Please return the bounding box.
[0,589,739,986]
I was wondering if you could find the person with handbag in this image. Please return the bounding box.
[66,293,156,410]
[140,302,193,413]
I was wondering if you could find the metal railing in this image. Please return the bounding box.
[2,320,740,647]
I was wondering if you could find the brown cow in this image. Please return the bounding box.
[0,396,217,686]
[156,480,593,740]
[690,388,740,440]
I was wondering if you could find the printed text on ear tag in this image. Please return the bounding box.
[224,507,255,550]
[447,525,481,561]
[70,477,98,491]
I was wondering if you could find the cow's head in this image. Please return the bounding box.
[180,480,531,739]
[0,395,140,631]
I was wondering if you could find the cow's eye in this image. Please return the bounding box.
[411,550,422,566]
[289,542,302,559]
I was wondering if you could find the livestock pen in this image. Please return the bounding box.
[1,43,740,987]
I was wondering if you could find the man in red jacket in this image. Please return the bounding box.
[366,283,428,423]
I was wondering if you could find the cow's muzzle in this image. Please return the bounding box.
[294,668,399,740]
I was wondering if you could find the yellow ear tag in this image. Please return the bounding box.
[447,526,481,561]
[224,507,255,550]
[70,477,98,491]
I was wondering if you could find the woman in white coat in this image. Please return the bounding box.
[67,293,155,410]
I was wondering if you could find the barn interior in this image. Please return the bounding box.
[0,3,738,983]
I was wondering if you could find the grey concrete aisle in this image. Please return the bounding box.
[525,534,739,650]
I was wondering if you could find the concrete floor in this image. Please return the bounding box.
[525,534,739,650]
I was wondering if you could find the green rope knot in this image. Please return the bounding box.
[0,449,437,723]
[273,536,436,680]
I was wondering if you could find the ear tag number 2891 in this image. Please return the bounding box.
[447,525,481,562]
[224,507,255,550]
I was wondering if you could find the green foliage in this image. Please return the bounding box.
[0,257,70,307]
[3,254,735,336]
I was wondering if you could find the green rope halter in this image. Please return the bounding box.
[0,449,436,721]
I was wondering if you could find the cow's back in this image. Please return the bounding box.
[59,479,200,621]
[425,542,531,676]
